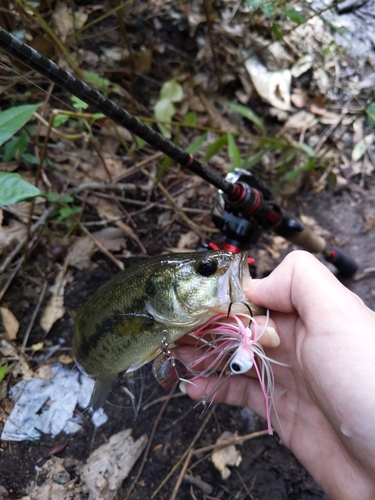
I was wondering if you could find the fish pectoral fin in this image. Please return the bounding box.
[126,346,162,373]
[89,376,114,412]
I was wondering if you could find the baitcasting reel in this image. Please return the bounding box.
[212,169,358,276]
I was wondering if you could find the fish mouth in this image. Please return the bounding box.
[229,252,251,303]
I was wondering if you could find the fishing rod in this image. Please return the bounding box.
[0,27,358,276]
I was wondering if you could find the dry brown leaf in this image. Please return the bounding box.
[318,111,341,125]
[264,236,290,260]
[291,91,307,108]
[96,199,146,252]
[40,269,71,334]
[284,111,318,131]
[35,364,55,380]
[310,95,326,115]
[133,47,152,73]
[81,429,148,500]
[59,354,74,364]
[0,218,27,254]
[211,431,242,480]
[0,306,19,340]
[22,457,78,500]
[67,236,96,270]
[177,231,200,249]
[53,3,74,42]
[199,93,237,132]
[52,3,87,42]
[157,211,171,228]
[91,227,127,252]
[0,340,33,381]
[31,342,44,351]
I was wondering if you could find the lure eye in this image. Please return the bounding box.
[230,348,253,374]
[196,259,218,277]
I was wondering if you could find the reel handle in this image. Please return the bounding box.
[323,248,359,277]
[283,225,358,277]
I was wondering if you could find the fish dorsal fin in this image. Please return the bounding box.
[126,346,162,373]
[89,376,114,412]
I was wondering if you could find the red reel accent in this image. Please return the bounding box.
[208,242,255,264]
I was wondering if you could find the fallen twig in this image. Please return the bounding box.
[22,280,48,350]
[124,383,178,500]
[152,405,216,499]
[0,205,55,274]
[183,474,213,495]
[75,218,125,270]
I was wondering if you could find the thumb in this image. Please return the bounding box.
[244,250,345,316]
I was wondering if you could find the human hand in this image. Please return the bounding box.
[179,251,375,500]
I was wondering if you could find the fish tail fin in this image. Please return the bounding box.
[89,376,114,412]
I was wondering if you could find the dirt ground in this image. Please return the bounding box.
[1,181,374,500]
[3,178,375,500]
[1,1,375,499]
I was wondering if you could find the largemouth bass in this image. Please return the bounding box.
[73,250,255,410]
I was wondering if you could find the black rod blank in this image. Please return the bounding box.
[0,27,235,195]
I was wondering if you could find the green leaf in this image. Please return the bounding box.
[84,71,111,93]
[22,153,51,166]
[283,158,315,182]
[365,103,375,128]
[3,130,28,161]
[283,167,304,182]
[133,136,146,151]
[0,363,7,383]
[52,114,70,127]
[352,134,374,162]
[271,151,297,172]
[204,135,227,162]
[92,113,106,121]
[71,96,89,111]
[285,8,307,24]
[183,112,197,126]
[227,102,266,134]
[227,133,241,171]
[272,22,283,40]
[0,104,39,146]
[47,192,61,203]
[154,98,176,123]
[0,172,43,207]
[241,148,269,170]
[245,0,263,8]
[185,133,207,154]
[157,134,179,182]
[160,80,184,103]
[261,1,275,18]
[154,99,175,138]
[298,142,315,157]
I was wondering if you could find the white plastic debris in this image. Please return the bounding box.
[245,56,291,111]
[291,54,313,78]
[1,363,107,441]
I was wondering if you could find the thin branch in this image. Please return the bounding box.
[124,384,178,500]
[151,405,216,499]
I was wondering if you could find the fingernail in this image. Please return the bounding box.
[179,381,187,394]
[265,326,280,347]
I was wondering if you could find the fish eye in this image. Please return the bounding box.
[196,259,218,277]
